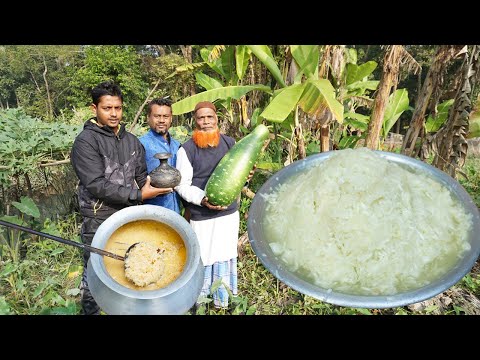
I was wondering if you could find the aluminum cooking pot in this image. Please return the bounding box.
[247,150,480,309]
[87,205,203,315]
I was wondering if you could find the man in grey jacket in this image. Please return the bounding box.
[71,81,172,314]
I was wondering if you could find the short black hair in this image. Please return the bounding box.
[147,97,172,116]
[91,80,123,106]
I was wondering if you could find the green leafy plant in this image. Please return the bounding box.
[0,108,80,187]
[0,208,82,315]
[0,196,40,262]
[425,99,454,133]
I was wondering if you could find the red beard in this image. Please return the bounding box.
[192,128,220,148]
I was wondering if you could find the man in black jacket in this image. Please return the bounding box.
[71,80,172,315]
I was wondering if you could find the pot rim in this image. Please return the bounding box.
[90,204,201,300]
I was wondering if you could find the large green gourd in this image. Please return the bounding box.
[205,124,270,206]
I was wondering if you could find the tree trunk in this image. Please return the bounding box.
[240,96,250,128]
[365,46,403,150]
[286,52,307,158]
[24,173,33,198]
[295,124,306,159]
[401,46,463,157]
[180,45,196,96]
[130,77,162,132]
[13,175,20,202]
[320,125,330,152]
[431,46,480,178]
[153,45,166,57]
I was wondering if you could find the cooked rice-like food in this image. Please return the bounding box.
[104,220,186,290]
[124,242,165,287]
[262,147,472,296]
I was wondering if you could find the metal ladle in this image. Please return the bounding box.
[0,219,125,261]
[0,219,162,286]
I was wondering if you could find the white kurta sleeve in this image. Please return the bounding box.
[174,147,205,206]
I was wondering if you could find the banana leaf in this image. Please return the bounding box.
[382,88,409,138]
[247,45,286,88]
[200,46,236,82]
[290,45,319,80]
[172,85,271,115]
[260,84,305,122]
[298,79,344,123]
[236,45,251,81]
[425,99,454,133]
[346,61,377,85]
[195,72,224,91]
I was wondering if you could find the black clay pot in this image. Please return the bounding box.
[149,152,181,188]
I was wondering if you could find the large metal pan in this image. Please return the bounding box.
[247,150,480,309]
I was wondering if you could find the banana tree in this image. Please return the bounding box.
[252,45,343,158]
[172,45,344,165]
[171,45,259,128]
[381,88,410,140]
[366,46,421,150]
[429,45,480,177]
[425,99,454,133]
[339,89,410,150]
[333,50,380,150]
[401,45,465,157]
[468,95,480,138]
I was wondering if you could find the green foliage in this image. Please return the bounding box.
[201,46,237,83]
[12,197,41,219]
[467,95,480,138]
[0,296,13,314]
[290,45,319,80]
[0,45,82,120]
[195,72,224,90]
[235,45,251,81]
[0,213,82,315]
[299,80,344,123]
[239,196,252,234]
[168,125,192,144]
[382,88,410,138]
[338,134,365,149]
[247,45,286,87]
[147,53,196,105]
[460,273,480,295]
[69,45,148,122]
[346,61,378,85]
[345,80,379,94]
[334,49,379,149]
[425,99,454,133]
[0,196,41,262]
[470,115,480,139]
[0,108,80,186]
[261,84,305,122]
[339,86,409,148]
[344,112,369,132]
[458,157,480,208]
[251,46,344,126]
[172,85,271,115]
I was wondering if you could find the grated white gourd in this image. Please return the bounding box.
[263,147,472,296]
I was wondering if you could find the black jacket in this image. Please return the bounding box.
[71,118,147,220]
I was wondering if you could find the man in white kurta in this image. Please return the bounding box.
[175,101,240,308]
